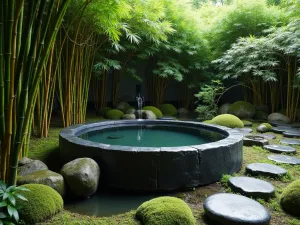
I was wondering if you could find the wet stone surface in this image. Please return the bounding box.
[233,128,253,135]
[268,154,300,165]
[283,131,300,138]
[256,134,276,140]
[228,176,275,200]
[246,163,287,178]
[243,135,269,147]
[204,193,271,225]
[264,145,296,154]
[271,127,297,134]
[280,139,300,145]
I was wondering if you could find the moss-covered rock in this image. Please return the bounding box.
[261,123,272,130]
[17,184,63,224]
[280,180,300,216]
[203,120,213,124]
[18,157,48,176]
[142,106,163,118]
[96,107,112,117]
[17,170,65,196]
[61,158,100,198]
[136,196,196,225]
[211,114,244,128]
[142,110,157,120]
[268,112,291,124]
[228,101,256,119]
[126,107,136,114]
[106,109,124,120]
[122,114,136,120]
[116,101,131,113]
[159,104,177,116]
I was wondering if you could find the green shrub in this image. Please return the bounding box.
[211,114,244,128]
[280,180,300,216]
[142,106,163,118]
[17,184,63,224]
[228,101,256,119]
[261,123,272,130]
[159,104,177,116]
[105,109,124,120]
[136,196,196,225]
[97,107,112,117]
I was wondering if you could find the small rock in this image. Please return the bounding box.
[268,113,291,124]
[18,158,48,176]
[257,125,267,133]
[61,158,100,198]
[17,170,65,196]
[122,114,136,120]
[218,103,231,115]
[142,110,156,120]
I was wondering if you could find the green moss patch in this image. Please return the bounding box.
[211,114,244,128]
[158,104,177,116]
[280,180,300,216]
[17,184,63,224]
[136,196,196,225]
[106,109,124,120]
[142,106,163,118]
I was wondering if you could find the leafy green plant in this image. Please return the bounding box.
[195,80,224,120]
[0,180,29,225]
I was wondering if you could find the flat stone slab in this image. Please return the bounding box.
[271,127,297,134]
[157,116,176,120]
[268,154,300,165]
[271,122,300,128]
[256,134,276,140]
[204,193,271,225]
[283,131,300,138]
[280,139,300,145]
[264,145,296,154]
[246,163,287,178]
[229,177,275,200]
[243,135,269,146]
[234,128,253,135]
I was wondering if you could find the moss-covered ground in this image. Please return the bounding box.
[29,118,300,225]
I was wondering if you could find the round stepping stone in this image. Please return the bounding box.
[256,134,276,140]
[271,127,296,134]
[264,145,296,154]
[271,122,300,128]
[228,177,275,200]
[243,135,269,147]
[157,116,176,120]
[268,154,300,165]
[246,163,287,178]
[283,131,300,138]
[204,193,271,225]
[280,139,300,145]
[234,128,253,135]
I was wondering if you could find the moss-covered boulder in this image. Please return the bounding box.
[17,170,65,196]
[96,107,112,117]
[218,103,231,115]
[106,109,124,120]
[257,124,267,133]
[17,184,63,224]
[18,157,48,176]
[142,106,163,118]
[268,112,291,124]
[228,101,256,119]
[61,158,100,198]
[126,108,136,114]
[280,180,300,216]
[159,104,177,116]
[122,114,136,120]
[116,101,131,113]
[211,114,244,128]
[203,120,213,124]
[136,197,196,225]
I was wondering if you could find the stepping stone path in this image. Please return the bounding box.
[246,163,287,178]
[280,139,300,145]
[233,128,253,135]
[264,145,296,154]
[270,122,300,128]
[228,177,275,200]
[256,134,276,140]
[283,131,300,138]
[243,135,269,146]
[271,127,296,134]
[268,154,300,165]
[157,116,176,120]
[204,193,271,225]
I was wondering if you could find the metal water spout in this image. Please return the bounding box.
[136,94,144,119]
